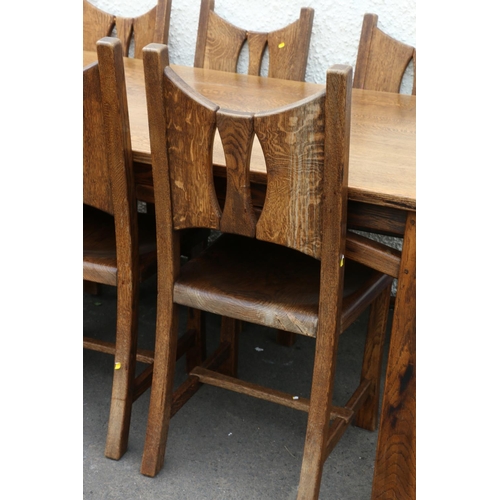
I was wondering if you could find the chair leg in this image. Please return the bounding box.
[355,284,391,431]
[84,280,101,295]
[297,322,341,500]
[104,281,139,460]
[276,330,297,347]
[185,307,206,373]
[219,317,239,377]
[141,302,180,477]
[184,231,208,373]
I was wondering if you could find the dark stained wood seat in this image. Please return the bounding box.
[83,38,204,462]
[83,0,172,58]
[174,234,383,337]
[194,0,314,81]
[354,13,416,94]
[83,205,157,285]
[139,42,394,499]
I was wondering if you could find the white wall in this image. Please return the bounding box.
[87,0,416,94]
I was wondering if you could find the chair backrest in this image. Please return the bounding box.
[83,0,171,59]
[143,43,352,263]
[354,13,416,95]
[83,37,138,253]
[194,0,314,81]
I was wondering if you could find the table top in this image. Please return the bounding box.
[84,51,415,211]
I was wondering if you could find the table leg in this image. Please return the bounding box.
[371,212,416,499]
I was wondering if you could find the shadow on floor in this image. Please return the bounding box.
[84,276,392,500]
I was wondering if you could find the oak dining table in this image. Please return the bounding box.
[84,50,416,500]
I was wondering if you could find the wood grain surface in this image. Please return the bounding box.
[83,51,415,211]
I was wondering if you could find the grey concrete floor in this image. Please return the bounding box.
[83,276,392,499]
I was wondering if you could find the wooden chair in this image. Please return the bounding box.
[83,0,171,58]
[195,0,314,347]
[83,37,203,461]
[354,13,416,95]
[352,12,415,309]
[139,42,394,499]
[194,0,314,81]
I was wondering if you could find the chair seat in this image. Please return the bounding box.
[83,205,157,285]
[174,234,392,337]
